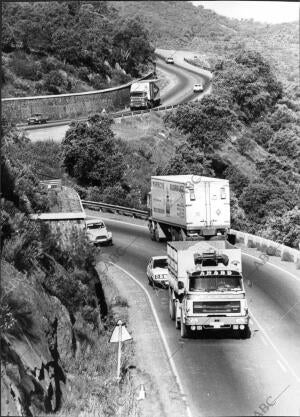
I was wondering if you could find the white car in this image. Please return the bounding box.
[166,57,174,64]
[193,83,204,92]
[146,256,169,287]
[85,219,112,246]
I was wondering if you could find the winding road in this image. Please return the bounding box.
[22,52,210,142]
[91,211,300,417]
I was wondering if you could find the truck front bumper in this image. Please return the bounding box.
[185,315,249,329]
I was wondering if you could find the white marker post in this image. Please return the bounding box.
[109,319,132,381]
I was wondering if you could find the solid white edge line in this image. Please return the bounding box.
[250,310,300,383]
[277,360,287,373]
[242,252,300,281]
[109,262,194,417]
[260,334,268,347]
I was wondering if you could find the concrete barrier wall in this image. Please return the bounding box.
[231,229,300,264]
[2,72,153,123]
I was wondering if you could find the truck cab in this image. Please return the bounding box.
[168,241,250,339]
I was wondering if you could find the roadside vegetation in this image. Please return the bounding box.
[2,1,154,97]
[0,120,138,416]
[112,1,299,92]
[59,47,299,249]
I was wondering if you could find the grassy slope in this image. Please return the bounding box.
[112,1,299,89]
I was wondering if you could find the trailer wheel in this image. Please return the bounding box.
[180,311,189,338]
[169,297,175,320]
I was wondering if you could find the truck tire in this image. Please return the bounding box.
[169,297,175,320]
[180,311,189,338]
[240,325,251,339]
[175,315,180,329]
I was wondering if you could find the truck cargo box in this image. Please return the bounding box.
[167,240,242,290]
[150,175,230,234]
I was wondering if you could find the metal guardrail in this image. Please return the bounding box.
[82,200,148,219]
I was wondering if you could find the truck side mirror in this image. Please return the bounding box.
[178,281,184,290]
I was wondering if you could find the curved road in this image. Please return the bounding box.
[90,212,300,417]
[23,55,210,142]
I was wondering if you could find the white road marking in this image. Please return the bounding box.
[250,311,300,383]
[110,262,194,417]
[260,334,268,346]
[242,252,300,282]
[277,360,287,373]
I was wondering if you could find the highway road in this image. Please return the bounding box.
[90,211,300,417]
[23,55,209,142]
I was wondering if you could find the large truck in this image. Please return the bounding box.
[168,240,250,338]
[147,175,231,242]
[129,80,161,110]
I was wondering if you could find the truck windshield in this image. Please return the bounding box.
[189,276,242,292]
[131,92,146,97]
[153,259,168,268]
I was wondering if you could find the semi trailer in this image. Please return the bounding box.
[147,175,231,241]
[129,80,161,110]
[167,240,250,338]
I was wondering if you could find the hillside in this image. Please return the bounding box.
[112,1,299,91]
[1,1,154,97]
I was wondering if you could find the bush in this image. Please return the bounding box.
[266,246,277,256]
[11,52,42,81]
[247,239,256,248]
[281,251,294,262]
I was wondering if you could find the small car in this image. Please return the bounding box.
[85,219,112,246]
[27,113,48,125]
[166,57,174,64]
[193,83,204,93]
[146,256,170,287]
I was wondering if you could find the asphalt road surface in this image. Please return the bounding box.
[24,55,209,142]
[90,212,300,417]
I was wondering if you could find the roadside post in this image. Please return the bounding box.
[109,320,132,381]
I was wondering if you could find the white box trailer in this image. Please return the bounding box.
[167,240,250,339]
[130,79,161,110]
[147,175,230,241]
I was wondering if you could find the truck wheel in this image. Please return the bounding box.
[169,297,175,320]
[240,325,251,339]
[180,311,188,338]
[175,315,180,329]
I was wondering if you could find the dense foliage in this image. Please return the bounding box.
[2,1,154,96]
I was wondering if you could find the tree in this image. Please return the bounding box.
[268,127,300,161]
[164,96,238,153]
[62,114,126,189]
[159,142,214,176]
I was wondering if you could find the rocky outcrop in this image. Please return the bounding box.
[1,261,74,416]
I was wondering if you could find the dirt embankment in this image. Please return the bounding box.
[97,261,189,417]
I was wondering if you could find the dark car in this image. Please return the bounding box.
[27,113,48,125]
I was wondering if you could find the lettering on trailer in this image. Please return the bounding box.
[170,184,185,193]
[152,181,164,189]
[196,270,236,276]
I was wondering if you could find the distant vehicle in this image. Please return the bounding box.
[146,255,169,287]
[85,219,112,246]
[27,113,48,125]
[129,80,161,110]
[193,83,203,92]
[166,57,174,64]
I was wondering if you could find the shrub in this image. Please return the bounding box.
[281,251,294,262]
[247,239,256,248]
[266,246,277,256]
[11,52,42,81]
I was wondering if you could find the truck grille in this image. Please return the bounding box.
[96,236,107,240]
[193,301,240,314]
